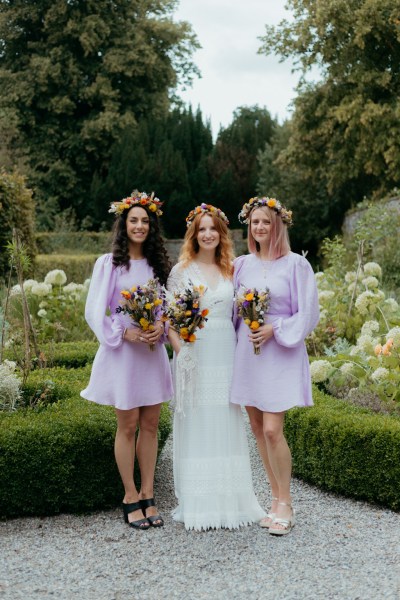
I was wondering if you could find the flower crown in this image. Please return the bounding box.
[109,190,163,217]
[238,196,293,226]
[186,203,229,228]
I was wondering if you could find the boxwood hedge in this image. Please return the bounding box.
[0,366,172,519]
[285,388,400,511]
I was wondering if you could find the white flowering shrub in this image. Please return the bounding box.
[309,237,400,413]
[0,362,22,411]
[6,271,92,344]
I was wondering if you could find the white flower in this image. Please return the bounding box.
[319,309,328,321]
[363,262,382,278]
[386,327,400,346]
[10,284,22,296]
[362,276,379,290]
[37,309,47,318]
[384,298,399,313]
[340,362,355,375]
[345,271,357,283]
[356,334,376,354]
[39,301,48,308]
[361,320,380,336]
[350,346,360,356]
[44,269,67,286]
[23,279,38,292]
[63,282,83,294]
[375,290,385,301]
[31,282,52,297]
[371,367,390,382]
[3,360,16,372]
[310,360,333,383]
[347,282,356,293]
[318,290,335,304]
[0,364,21,410]
[354,290,376,315]
[83,278,91,289]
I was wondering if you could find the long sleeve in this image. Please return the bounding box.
[166,263,186,294]
[232,255,247,330]
[84,254,125,349]
[272,256,320,348]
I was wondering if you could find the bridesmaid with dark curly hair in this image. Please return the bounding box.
[81,190,173,530]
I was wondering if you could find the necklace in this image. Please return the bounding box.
[259,258,272,280]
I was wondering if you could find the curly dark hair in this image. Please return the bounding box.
[111,205,171,285]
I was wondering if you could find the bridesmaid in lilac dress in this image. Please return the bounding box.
[231,197,319,536]
[81,191,173,530]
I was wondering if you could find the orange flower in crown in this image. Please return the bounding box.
[109,189,163,217]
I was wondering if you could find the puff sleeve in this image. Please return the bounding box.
[272,256,319,348]
[84,254,125,349]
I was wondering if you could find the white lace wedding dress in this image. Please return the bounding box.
[167,262,265,530]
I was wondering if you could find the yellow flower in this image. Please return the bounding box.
[149,203,157,212]
[154,298,162,306]
[140,317,149,330]
[267,198,277,208]
[121,290,131,299]
[245,293,254,301]
[185,310,192,316]
[250,321,260,330]
[145,302,153,310]
[131,286,137,292]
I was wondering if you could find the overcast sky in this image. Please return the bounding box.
[173,0,301,137]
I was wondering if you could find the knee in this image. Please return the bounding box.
[263,425,282,447]
[139,416,159,436]
[249,416,264,440]
[118,420,138,440]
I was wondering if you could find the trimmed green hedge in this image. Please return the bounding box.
[286,388,400,511]
[35,232,111,255]
[0,366,172,519]
[34,254,100,283]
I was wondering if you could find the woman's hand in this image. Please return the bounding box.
[123,322,164,345]
[249,323,274,349]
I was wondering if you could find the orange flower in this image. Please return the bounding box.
[201,309,209,317]
[374,344,382,356]
[121,290,131,299]
[245,293,254,301]
[250,321,260,330]
[188,333,196,342]
[267,198,277,208]
[382,344,392,356]
[386,338,394,348]
[140,198,147,205]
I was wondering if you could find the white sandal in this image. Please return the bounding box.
[259,496,278,529]
[269,501,296,536]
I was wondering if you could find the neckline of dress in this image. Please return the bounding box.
[254,252,291,265]
[191,261,223,292]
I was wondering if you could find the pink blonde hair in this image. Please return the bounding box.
[179,212,235,279]
[247,206,291,259]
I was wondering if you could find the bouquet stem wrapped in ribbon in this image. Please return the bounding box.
[236,286,271,355]
[116,279,164,351]
[165,282,209,412]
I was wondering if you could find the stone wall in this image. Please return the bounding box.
[342,196,400,240]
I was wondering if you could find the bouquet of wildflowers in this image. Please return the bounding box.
[116,279,164,351]
[165,282,209,343]
[236,286,271,354]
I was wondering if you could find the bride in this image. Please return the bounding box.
[167,204,265,531]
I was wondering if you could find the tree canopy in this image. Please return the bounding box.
[0,0,199,229]
[258,0,400,249]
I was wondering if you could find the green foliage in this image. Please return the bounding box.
[34,254,99,283]
[91,106,214,236]
[5,341,98,370]
[0,366,172,518]
[0,171,37,279]
[0,0,199,230]
[209,106,276,225]
[35,232,111,255]
[285,388,400,510]
[347,197,400,292]
[258,0,400,254]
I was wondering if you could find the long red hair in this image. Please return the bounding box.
[247,206,290,259]
[179,213,235,279]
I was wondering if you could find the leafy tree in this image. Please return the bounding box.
[0,0,199,229]
[209,106,276,224]
[259,0,400,250]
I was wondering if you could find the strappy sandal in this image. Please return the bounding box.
[140,498,164,527]
[259,496,278,529]
[122,501,150,530]
[269,501,296,536]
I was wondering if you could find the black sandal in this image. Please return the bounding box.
[122,501,150,530]
[140,498,164,527]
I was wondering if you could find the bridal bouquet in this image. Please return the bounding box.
[116,278,164,351]
[236,286,271,355]
[165,282,209,343]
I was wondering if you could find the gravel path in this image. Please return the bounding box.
[1,410,400,600]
